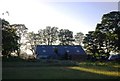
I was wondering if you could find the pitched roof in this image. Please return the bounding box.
[36,45,86,56]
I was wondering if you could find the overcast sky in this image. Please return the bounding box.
[0,0,119,35]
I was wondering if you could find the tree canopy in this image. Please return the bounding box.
[83,11,120,60]
[58,29,74,45]
[74,32,84,45]
[2,19,19,57]
[2,11,119,60]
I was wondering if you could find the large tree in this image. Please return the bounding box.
[26,32,38,55]
[2,19,19,57]
[83,11,120,60]
[11,24,28,56]
[101,11,120,54]
[83,31,97,55]
[38,29,45,44]
[40,26,58,45]
[58,29,74,45]
[94,24,108,59]
[74,32,84,45]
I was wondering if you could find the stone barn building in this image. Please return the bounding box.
[35,45,86,61]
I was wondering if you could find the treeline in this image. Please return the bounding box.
[27,27,84,45]
[1,11,120,60]
[83,11,120,60]
[1,19,84,57]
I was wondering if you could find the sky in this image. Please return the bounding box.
[0,0,119,35]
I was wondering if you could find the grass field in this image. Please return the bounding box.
[2,57,120,79]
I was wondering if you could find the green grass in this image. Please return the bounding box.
[78,61,119,72]
[3,66,118,79]
[2,57,120,79]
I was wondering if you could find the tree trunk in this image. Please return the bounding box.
[48,38,50,45]
[17,49,20,56]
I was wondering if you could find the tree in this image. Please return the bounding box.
[39,26,58,45]
[83,30,105,60]
[2,19,19,57]
[64,51,69,60]
[38,29,45,44]
[83,31,96,54]
[26,32,38,55]
[58,29,74,45]
[54,47,59,58]
[11,24,28,56]
[74,32,84,45]
[54,47,58,54]
[101,11,120,54]
[94,24,108,59]
[83,11,120,60]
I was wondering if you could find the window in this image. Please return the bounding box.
[74,47,77,48]
[43,50,46,52]
[66,50,69,52]
[76,50,80,52]
[65,46,67,48]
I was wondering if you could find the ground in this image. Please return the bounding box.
[2,57,120,79]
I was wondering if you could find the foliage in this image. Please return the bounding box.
[39,26,58,45]
[58,29,74,45]
[37,27,75,45]
[2,19,19,57]
[83,11,120,60]
[26,32,38,55]
[74,32,84,45]
[11,24,28,56]
[101,11,120,53]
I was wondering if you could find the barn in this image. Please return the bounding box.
[35,45,86,61]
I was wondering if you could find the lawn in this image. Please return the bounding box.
[2,58,120,79]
